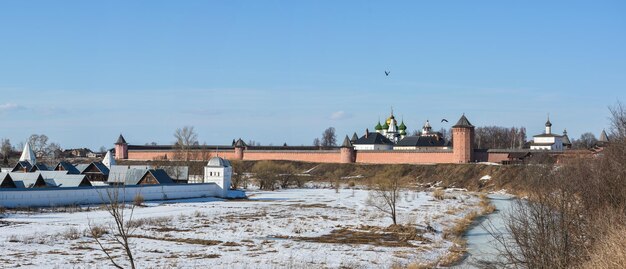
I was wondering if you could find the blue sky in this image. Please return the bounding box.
[1,1,625,150]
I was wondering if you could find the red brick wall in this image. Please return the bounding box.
[243,151,342,163]
[126,148,510,164]
[127,150,238,161]
[355,151,455,164]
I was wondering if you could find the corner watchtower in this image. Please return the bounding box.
[452,114,475,163]
[340,135,356,163]
[114,134,128,160]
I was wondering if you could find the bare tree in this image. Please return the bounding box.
[571,132,597,149]
[173,126,198,161]
[609,101,626,140]
[89,186,137,269]
[312,138,321,147]
[1,138,11,164]
[28,134,49,157]
[474,126,527,149]
[321,127,337,147]
[99,146,107,153]
[367,167,406,225]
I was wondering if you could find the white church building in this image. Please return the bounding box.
[529,117,567,151]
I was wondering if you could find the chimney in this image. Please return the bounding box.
[365,128,369,139]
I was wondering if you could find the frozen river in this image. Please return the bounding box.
[456,194,516,268]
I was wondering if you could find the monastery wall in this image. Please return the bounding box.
[243,150,342,163]
[355,151,455,164]
[124,148,516,165]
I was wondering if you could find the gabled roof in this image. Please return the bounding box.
[82,162,110,175]
[533,133,562,138]
[53,175,92,187]
[55,161,81,174]
[341,135,353,148]
[396,136,448,147]
[0,173,17,188]
[11,161,33,172]
[31,163,50,172]
[453,114,474,128]
[353,133,394,145]
[9,173,52,188]
[139,169,175,185]
[115,134,127,144]
[108,165,151,184]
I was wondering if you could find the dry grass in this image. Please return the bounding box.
[88,225,109,239]
[443,211,479,239]
[295,224,429,248]
[478,193,496,214]
[433,189,445,200]
[438,237,467,267]
[127,216,172,228]
[133,194,145,206]
[579,226,626,269]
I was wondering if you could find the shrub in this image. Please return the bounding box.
[89,225,109,239]
[63,227,81,240]
[433,189,445,200]
[133,194,145,206]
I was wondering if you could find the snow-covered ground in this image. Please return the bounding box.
[0,188,481,268]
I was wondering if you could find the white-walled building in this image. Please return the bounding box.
[203,157,232,197]
[530,117,565,151]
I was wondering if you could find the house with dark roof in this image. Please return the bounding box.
[394,136,450,150]
[11,161,33,172]
[353,132,394,150]
[81,162,110,182]
[54,162,81,174]
[137,169,175,185]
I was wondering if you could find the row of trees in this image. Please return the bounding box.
[474,126,527,149]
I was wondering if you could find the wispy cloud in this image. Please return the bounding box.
[0,103,24,113]
[330,110,351,120]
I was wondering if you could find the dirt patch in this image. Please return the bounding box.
[294,225,430,247]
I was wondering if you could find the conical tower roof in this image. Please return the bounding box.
[102,150,116,168]
[453,114,474,128]
[235,138,247,147]
[351,132,359,142]
[19,143,36,165]
[599,130,609,142]
[341,135,353,147]
[115,134,127,144]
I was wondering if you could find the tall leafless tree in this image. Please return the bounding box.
[1,138,11,165]
[89,186,137,269]
[173,126,198,161]
[367,167,406,225]
[321,127,337,147]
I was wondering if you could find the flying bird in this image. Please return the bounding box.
[384,70,390,76]
[441,119,448,123]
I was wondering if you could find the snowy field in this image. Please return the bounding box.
[0,188,481,268]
